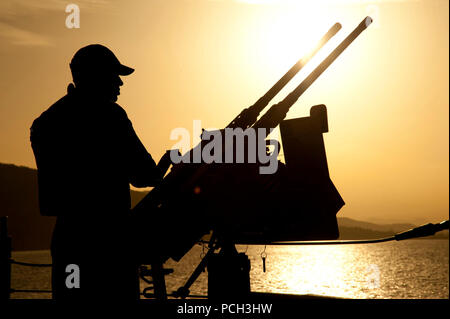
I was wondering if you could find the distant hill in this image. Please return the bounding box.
[0,163,54,251]
[337,217,448,240]
[337,217,416,233]
[0,163,447,251]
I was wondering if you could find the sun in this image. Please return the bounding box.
[237,2,340,103]
[255,12,335,64]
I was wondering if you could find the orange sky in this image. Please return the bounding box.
[0,0,448,224]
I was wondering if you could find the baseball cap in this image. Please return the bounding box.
[70,44,134,76]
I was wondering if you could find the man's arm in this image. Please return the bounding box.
[124,117,171,187]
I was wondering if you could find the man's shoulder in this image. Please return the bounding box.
[31,95,71,131]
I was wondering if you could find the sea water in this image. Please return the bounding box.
[10,239,449,299]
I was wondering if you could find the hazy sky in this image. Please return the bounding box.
[0,0,448,224]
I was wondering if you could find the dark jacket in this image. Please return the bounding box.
[30,85,160,218]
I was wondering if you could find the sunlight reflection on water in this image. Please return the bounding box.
[164,239,448,299]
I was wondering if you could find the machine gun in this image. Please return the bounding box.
[133,22,342,215]
[133,17,373,265]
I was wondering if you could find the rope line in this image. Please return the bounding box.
[199,236,395,246]
[10,259,52,267]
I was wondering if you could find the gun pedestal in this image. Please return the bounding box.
[172,235,251,300]
[207,241,251,300]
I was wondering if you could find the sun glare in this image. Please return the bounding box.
[256,14,329,62]
[241,3,339,100]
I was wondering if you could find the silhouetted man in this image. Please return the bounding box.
[30,44,172,300]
